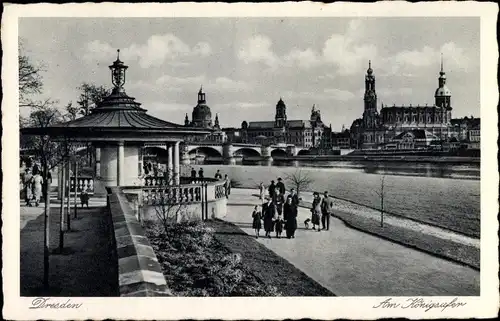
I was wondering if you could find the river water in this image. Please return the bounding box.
[188,160,480,238]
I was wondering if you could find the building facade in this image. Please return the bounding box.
[356,59,454,149]
[237,99,331,149]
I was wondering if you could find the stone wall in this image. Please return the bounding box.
[106,187,171,296]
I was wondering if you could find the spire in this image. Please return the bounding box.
[367,60,373,75]
[439,53,445,76]
[215,113,220,127]
[184,113,189,126]
[197,86,206,104]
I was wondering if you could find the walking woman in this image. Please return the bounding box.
[251,205,262,238]
[262,198,276,238]
[284,196,298,238]
[311,192,322,231]
[32,171,44,207]
[258,182,265,201]
[23,169,33,206]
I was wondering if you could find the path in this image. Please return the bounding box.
[20,199,117,296]
[225,188,480,296]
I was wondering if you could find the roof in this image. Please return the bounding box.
[435,85,451,97]
[394,129,438,140]
[21,58,211,139]
[248,121,275,129]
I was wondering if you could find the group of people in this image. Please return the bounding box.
[189,167,232,198]
[252,178,300,239]
[252,177,334,239]
[20,161,51,207]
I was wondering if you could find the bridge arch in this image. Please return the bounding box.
[233,147,261,157]
[187,146,223,158]
[270,148,288,158]
[297,149,311,156]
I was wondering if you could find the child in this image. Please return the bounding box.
[251,205,262,238]
[274,215,284,239]
[80,188,90,208]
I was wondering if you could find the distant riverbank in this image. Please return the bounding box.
[274,155,480,164]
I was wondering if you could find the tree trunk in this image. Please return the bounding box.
[380,196,384,227]
[43,162,50,288]
[59,159,66,251]
[66,161,71,231]
[74,161,78,219]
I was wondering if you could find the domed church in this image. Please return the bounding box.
[185,86,219,129]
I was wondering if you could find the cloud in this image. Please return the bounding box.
[83,34,212,68]
[209,77,248,92]
[237,20,376,73]
[237,35,278,68]
[323,88,356,101]
[384,42,470,75]
[283,48,322,69]
[218,101,266,109]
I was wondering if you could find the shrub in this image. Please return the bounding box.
[145,221,281,296]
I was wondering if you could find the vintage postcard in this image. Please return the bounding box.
[2,2,499,320]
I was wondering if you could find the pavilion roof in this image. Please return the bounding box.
[21,51,212,139]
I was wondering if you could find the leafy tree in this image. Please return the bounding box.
[76,83,110,116]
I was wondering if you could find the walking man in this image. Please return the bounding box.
[198,167,204,179]
[276,177,286,196]
[321,191,333,231]
[289,188,300,207]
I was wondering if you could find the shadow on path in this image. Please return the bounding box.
[20,206,119,297]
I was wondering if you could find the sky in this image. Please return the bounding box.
[19,17,479,131]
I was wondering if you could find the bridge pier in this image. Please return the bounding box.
[224,156,236,165]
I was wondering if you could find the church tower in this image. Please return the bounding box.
[275,97,287,128]
[363,60,379,129]
[434,55,452,109]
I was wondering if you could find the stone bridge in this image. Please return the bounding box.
[183,142,310,164]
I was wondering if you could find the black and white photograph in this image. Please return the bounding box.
[2,2,498,320]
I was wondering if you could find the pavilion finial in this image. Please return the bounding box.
[117,49,120,60]
[109,49,128,90]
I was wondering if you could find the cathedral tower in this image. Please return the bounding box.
[434,55,452,109]
[363,60,379,129]
[275,97,287,128]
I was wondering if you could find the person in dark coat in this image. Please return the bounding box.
[274,215,284,238]
[311,192,322,231]
[268,180,276,200]
[289,188,300,207]
[251,205,262,238]
[284,196,298,238]
[215,170,222,180]
[262,198,276,238]
[198,168,204,179]
[190,167,196,179]
[274,191,285,216]
[276,177,286,196]
[321,191,333,231]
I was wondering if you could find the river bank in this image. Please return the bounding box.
[186,164,480,238]
[275,155,480,164]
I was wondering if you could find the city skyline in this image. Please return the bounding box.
[19,17,480,131]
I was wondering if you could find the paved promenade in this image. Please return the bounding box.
[225,188,480,296]
[20,196,117,296]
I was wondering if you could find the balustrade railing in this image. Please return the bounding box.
[67,176,94,195]
[141,185,203,206]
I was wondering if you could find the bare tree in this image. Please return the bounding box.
[76,82,110,116]
[374,174,386,227]
[21,106,76,288]
[145,169,189,233]
[283,169,314,198]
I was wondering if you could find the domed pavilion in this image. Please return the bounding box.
[21,50,212,195]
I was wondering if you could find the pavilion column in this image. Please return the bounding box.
[167,143,173,185]
[117,141,124,186]
[95,147,101,178]
[173,141,180,185]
